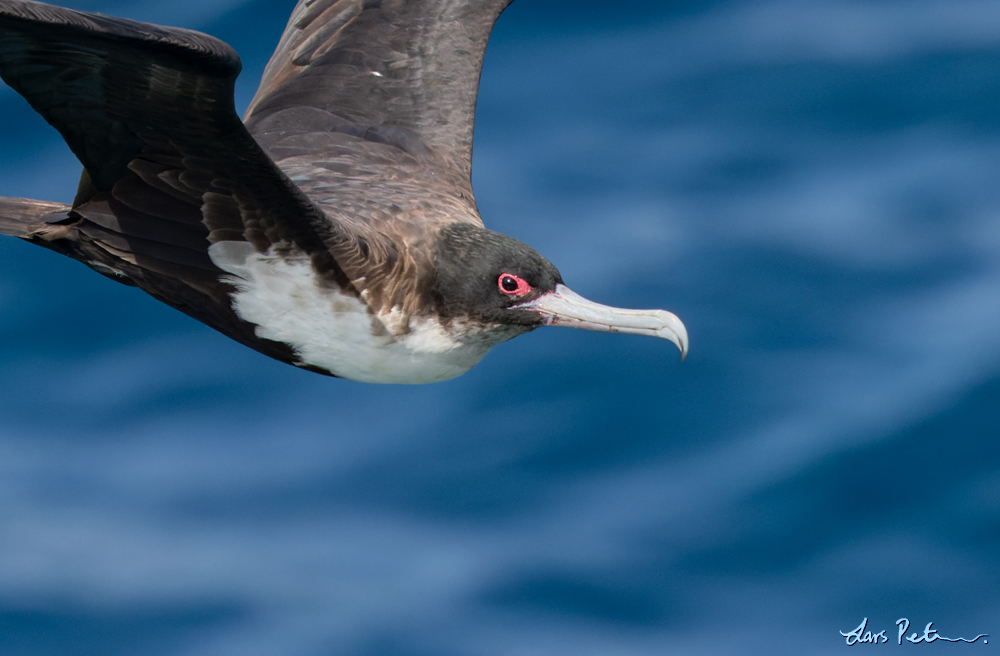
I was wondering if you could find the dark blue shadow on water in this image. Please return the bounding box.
[0,603,247,656]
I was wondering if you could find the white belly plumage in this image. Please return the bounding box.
[208,241,496,384]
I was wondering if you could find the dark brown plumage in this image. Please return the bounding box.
[0,0,687,384]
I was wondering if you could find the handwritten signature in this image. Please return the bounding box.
[841,618,988,646]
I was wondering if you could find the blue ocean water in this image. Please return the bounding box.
[1,0,999,654]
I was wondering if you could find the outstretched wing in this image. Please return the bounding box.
[0,0,344,251]
[0,0,363,360]
[244,0,515,203]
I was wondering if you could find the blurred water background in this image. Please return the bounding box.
[2,0,1000,654]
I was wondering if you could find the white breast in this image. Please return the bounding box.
[208,241,496,384]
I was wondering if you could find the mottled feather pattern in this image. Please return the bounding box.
[246,0,515,189]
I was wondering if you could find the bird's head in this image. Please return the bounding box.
[432,223,688,357]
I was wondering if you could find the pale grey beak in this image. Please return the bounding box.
[517,284,689,359]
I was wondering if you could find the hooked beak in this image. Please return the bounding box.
[516,284,689,359]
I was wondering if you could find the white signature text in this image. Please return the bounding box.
[840,618,988,646]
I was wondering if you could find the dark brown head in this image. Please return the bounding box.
[431,222,689,357]
[432,222,563,327]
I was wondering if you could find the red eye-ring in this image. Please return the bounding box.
[498,273,532,297]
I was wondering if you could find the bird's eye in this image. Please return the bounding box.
[498,273,531,297]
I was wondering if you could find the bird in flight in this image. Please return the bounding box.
[0,0,687,384]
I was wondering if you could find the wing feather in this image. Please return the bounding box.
[245,0,515,198]
[0,0,352,266]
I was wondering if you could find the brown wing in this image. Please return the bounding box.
[0,0,367,361]
[244,0,515,206]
